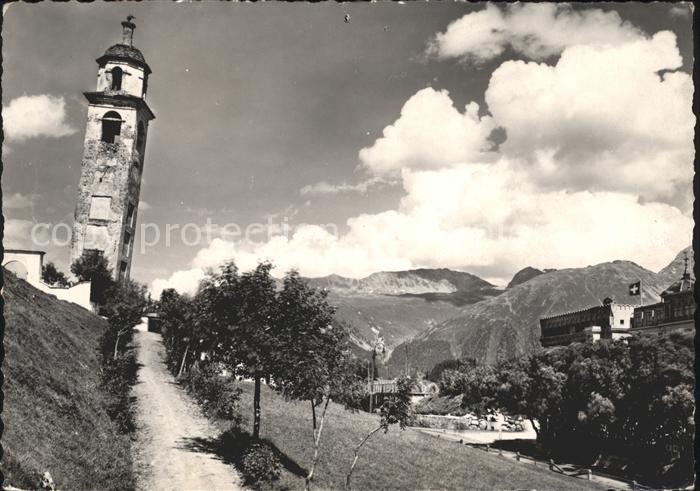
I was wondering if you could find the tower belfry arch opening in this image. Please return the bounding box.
[110,66,123,91]
[101,111,123,143]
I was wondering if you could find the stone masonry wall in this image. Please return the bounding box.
[70,103,149,281]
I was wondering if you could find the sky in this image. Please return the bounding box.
[2,2,695,295]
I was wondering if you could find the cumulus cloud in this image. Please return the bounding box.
[359,88,497,174]
[3,192,37,210]
[152,160,692,297]
[669,3,692,19]
[3,94,77,142]
[300,176,397,196]
[426,3,644,63]
[486,31,693,209]
[151,10,694,295]
[150,268,206,299]
[3,218,35,248]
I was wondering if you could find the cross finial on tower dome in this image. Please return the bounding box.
[122,15,136,46]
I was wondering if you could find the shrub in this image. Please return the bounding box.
[181,364,243,425]
[241,443,281,486]
[100,352,139,434]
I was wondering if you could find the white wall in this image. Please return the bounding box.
[3,250,93,311]
[96,61,146,97]
[3,251,43,285]
[36,281,93,311]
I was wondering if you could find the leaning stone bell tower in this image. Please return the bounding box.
[70,16,155,282]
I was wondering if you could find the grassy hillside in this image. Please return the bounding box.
[205,382,604,490]
[2,271,133,489]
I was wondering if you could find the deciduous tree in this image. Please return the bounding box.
[41,261,69,287]
[70,251,114,305]
[271,271,364,490]
[344,376,413,490]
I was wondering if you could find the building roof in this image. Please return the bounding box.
[97,44,152,75]
[662,275,694,296]
[83,91,156,121]
[105,44,146,63]
[4,249,46,256]
[661,253,694,296]
[540,301,635,322]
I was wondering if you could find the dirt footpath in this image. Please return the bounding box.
[132,330,243,491]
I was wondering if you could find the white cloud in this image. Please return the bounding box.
[151,161,692,297]
[150,268,206,299]
[669,3,692,18]
[3,94,77,142]
[138,201,152,211]
[3,219,35,249]
[151,18,694,295]
[486,31,693,209]
[359,88,497,174]
[427,3,644,63]
[300,176,397,196]
[3,192,37,210]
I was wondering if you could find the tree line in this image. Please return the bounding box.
[434,330,694,486]
[70,251,149,433]
[156,260,413,490]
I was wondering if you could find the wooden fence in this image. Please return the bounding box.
[477,442,657,490]
[421,428,660,490]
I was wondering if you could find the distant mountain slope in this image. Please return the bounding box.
[2,270,133,489]
[506,267,546,289]
[326,292,464,352]
[657,246,694,284]
[386,252,689,376]
[304,269,499,352]
[306,268,494,295]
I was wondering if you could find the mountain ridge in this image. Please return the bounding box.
[304,268,495,295]
[383,248,693,376]
[301,268,499,352]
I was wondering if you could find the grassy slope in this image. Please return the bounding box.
[234,382,603,490]
[2,271,133,489]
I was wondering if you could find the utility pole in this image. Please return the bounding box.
[368,333,385,413]
[367,358,373,413]
[404,344,409,377]
[369,350,375,413]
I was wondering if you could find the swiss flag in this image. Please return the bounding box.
[628,281,641,296]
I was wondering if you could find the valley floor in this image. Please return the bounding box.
[132,330,243,491]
